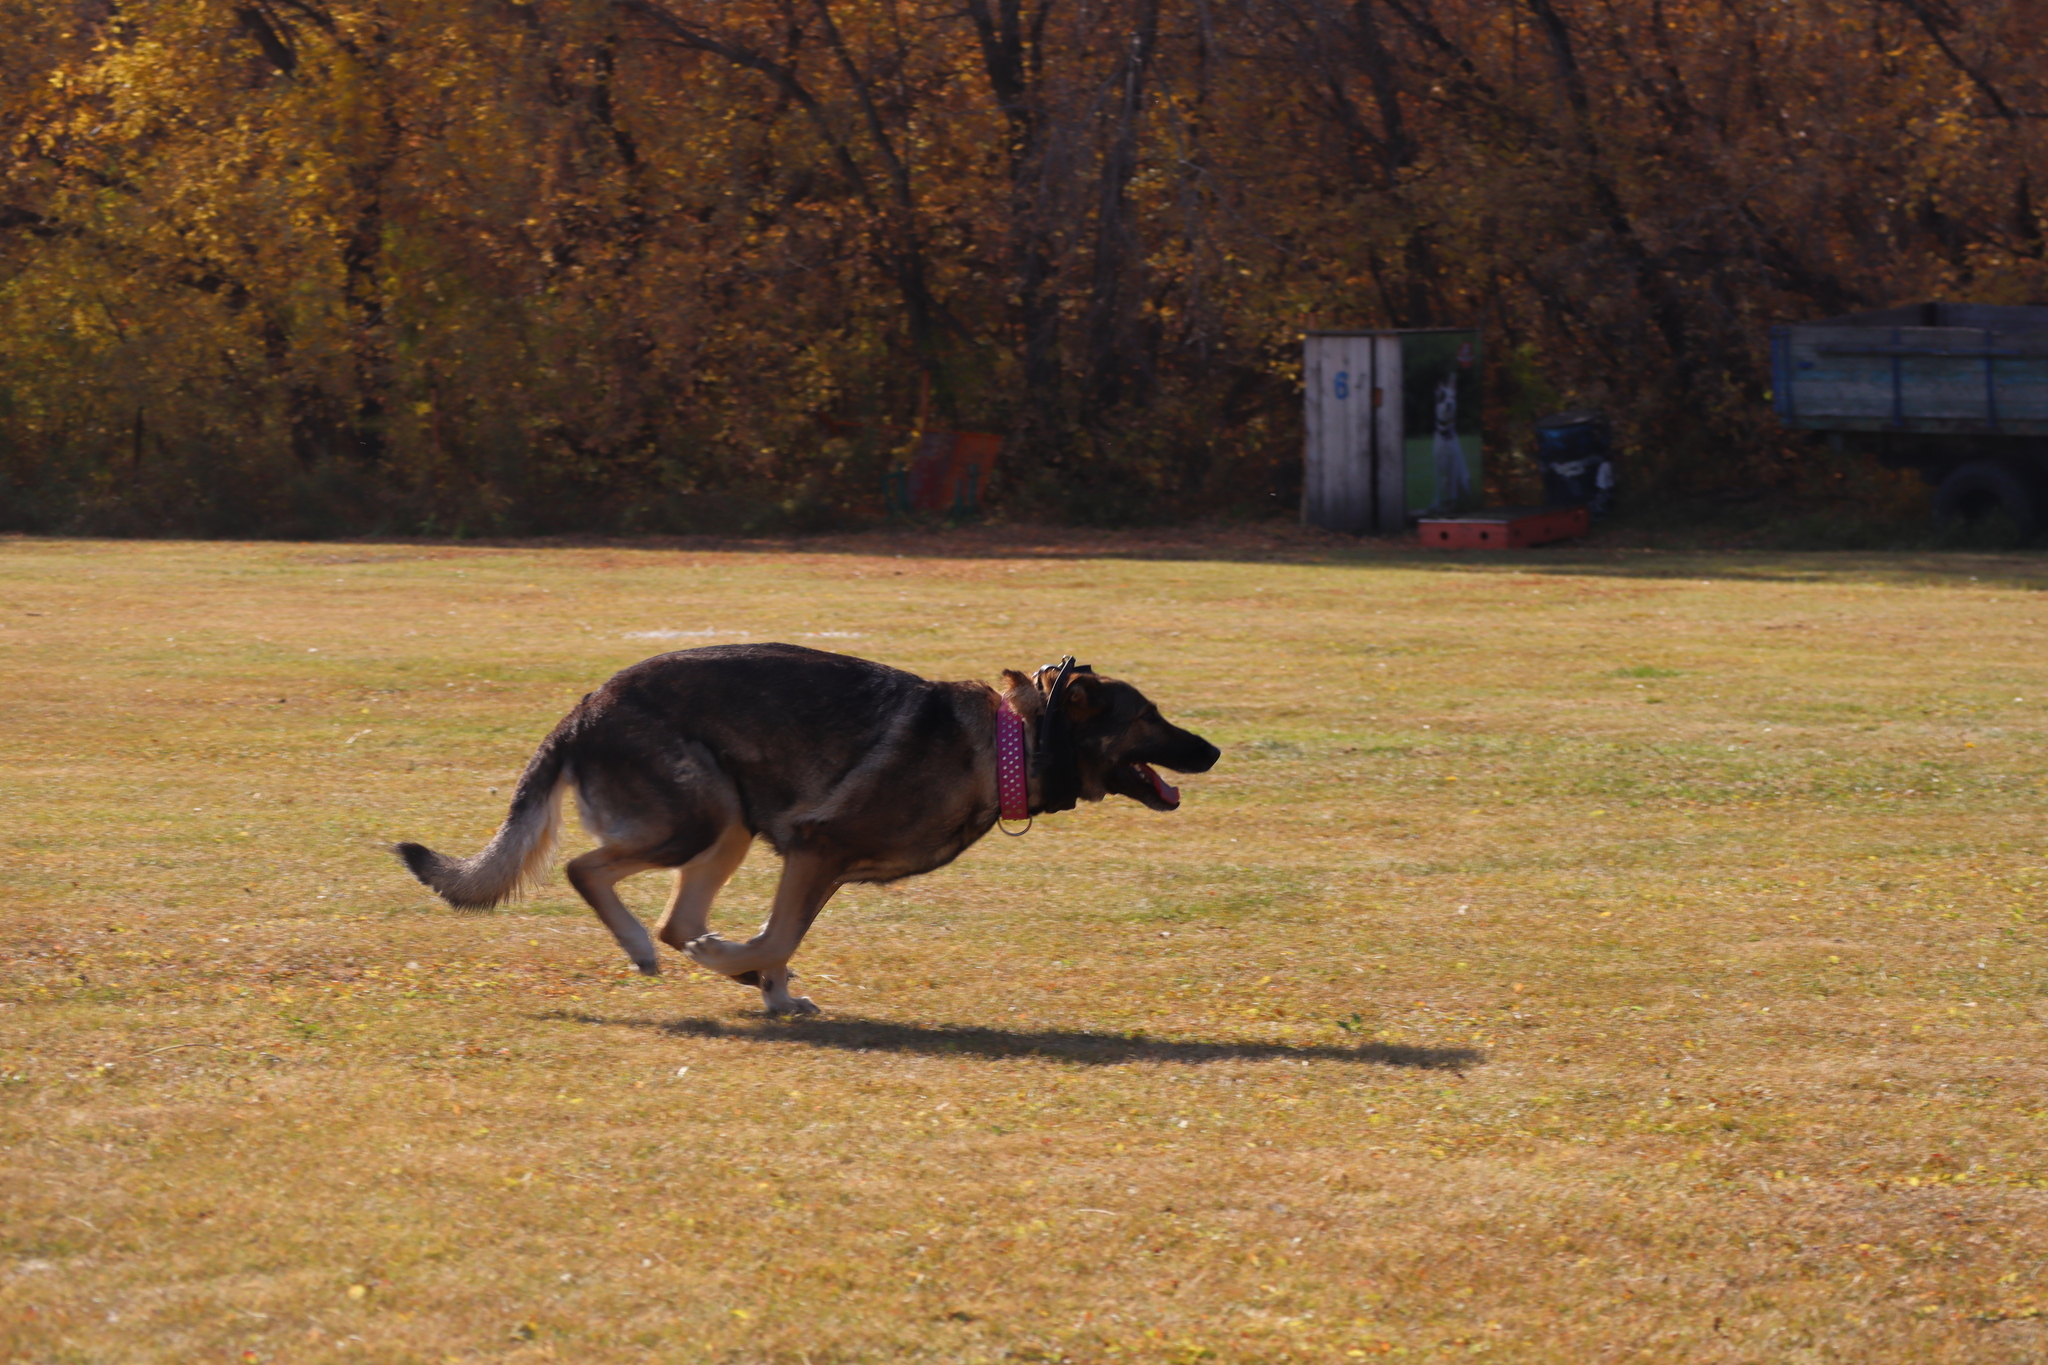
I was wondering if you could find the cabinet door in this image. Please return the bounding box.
[1373,334,1405,532]
[1304,335,1378,534]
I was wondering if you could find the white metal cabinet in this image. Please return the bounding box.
[1303,329,1480,534]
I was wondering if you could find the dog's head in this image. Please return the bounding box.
[1003,664,1220,812]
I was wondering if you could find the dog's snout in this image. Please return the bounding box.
[1159,731,1220,773]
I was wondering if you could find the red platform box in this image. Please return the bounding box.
[1417,504,1588,549]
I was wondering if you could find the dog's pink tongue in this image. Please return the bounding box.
[1137,762,1180,806]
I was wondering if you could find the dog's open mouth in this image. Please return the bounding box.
[1125,761,1180,810]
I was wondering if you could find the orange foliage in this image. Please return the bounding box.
[0,0,2040,532]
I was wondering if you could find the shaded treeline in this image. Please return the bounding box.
[0,0,2039,534]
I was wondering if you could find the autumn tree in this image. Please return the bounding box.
[0,0,2039,533]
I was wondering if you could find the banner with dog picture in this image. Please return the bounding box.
[1400,330,1482,517]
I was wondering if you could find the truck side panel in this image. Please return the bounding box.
[1776,325,2048,434]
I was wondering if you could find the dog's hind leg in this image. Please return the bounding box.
[565,847,662,975]
[655,822,752,954]
[684,849,842,1015]
[570,739,742,977]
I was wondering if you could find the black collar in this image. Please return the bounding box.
[1031,656,1085,814]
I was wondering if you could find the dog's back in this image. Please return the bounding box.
[569,644,994,876]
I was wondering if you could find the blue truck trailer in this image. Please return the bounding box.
[1772,302,2048,538]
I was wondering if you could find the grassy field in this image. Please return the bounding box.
[5,530,2048,1364]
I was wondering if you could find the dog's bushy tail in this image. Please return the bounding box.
[394,728,571,910]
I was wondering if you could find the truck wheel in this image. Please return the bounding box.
[1933,461,2041,544]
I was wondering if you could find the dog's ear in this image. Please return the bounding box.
[1063,674,1104,723]
[1001,669,1044,719]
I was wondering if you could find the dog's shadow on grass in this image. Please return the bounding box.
[537,1010,1484,1072]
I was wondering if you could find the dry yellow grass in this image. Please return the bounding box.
[4,530,2048,1364]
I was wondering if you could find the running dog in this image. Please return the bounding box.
[395,644,1219,1015]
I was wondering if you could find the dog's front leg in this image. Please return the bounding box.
[756,964,813,1016]
[684,849,841,1015]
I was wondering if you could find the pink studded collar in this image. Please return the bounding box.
[996,700,1030,827]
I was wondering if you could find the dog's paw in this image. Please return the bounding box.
[634,958,660,977]
[682,933,742,970]
[766,994,820,1017]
